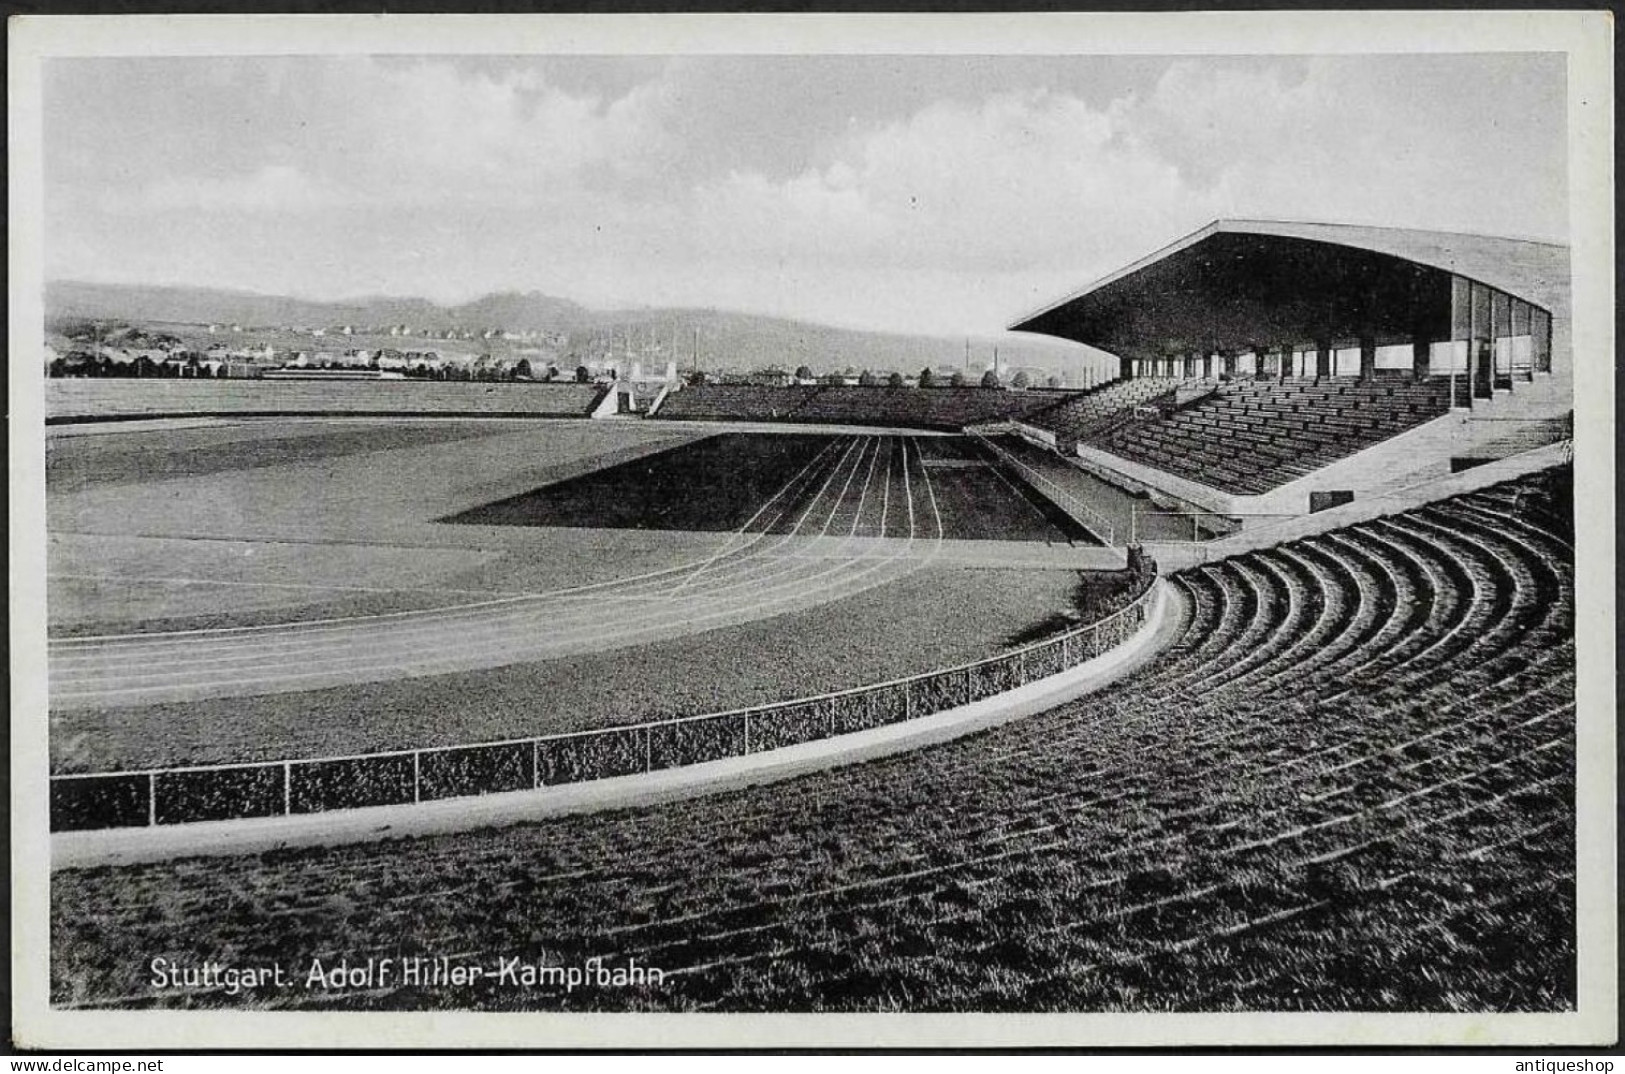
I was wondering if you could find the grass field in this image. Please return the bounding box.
[50,566,1092,772]
[47,418,710,633]
[49,470,1575,1013]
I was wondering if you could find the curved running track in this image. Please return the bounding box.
[50,435,946,708]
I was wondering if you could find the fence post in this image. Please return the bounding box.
[532,740,541,789]
[283,762,292,816]
[905,680,914,721]
[148,773,157,827]
[865,691,876,726]
[413,751,421,803]
[743,711,752,755]
[644,727,653,772]
[1019,647,1028,685]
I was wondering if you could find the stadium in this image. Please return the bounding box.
[47,219,1576,1014]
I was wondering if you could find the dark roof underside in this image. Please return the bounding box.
[1010,221,1568,360]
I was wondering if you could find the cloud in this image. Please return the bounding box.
[44,54,1568,336]
[98,164,341,214]
[690,88,1203,279]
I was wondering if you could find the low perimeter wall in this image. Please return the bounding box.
[51,577,1160,833]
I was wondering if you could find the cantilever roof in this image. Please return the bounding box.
[1010,219,1570,354]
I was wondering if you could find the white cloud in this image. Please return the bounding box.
[45,55,1568,336]
[690,88,1205,280]
[99,164,341,214]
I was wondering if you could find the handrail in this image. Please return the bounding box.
[50,573,1160,830]
[970,432,1118,545]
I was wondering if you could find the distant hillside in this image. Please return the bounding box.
[45,280,1115,381]
[45,281,594,334]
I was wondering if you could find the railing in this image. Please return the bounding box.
[1130,509,1304,544]
[970,432,1118,545]
[50,575,1160,833]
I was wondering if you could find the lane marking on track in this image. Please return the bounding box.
[876,436,892,538]
[665,437,843,596]
[51,484,933,703]
[48,572,529,601]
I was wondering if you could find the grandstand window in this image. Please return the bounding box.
[1469,281,1494,396]
[1531,306,1552,373]
[1334,347,1361,376]
[1375,344,1412,370]
[1506,299,1533,380]
[1431,340,1469,374]
[1511,298,1531,337]
[1450,275,1473,341]
[1491,291,1515,387]
[1469,281,1492,342]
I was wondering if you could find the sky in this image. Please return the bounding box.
[43,53,1568,338]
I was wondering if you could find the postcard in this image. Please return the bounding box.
[9,11,1615,1051]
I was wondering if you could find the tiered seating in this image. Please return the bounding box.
[53,468,1575,1012]
[651,384,821,421]
[656,385,1055,430]
[1089,376,1454,494]
[1020,377,1186,447]
[790,386,1055,429]
[44,380,604,421]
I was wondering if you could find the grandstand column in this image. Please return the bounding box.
[1411,334,1432,380]
[1315,340,1333,378]
[1359,336,1377,382]
[1222,351,1237,377]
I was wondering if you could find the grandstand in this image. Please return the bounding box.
[654,384,1058,430]
[648,384,822,422]
[1010,220,1571,517]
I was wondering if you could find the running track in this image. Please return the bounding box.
[49,436,946,708]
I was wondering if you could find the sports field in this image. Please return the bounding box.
[47,417,1114,753]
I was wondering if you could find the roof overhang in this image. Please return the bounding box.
[1009,220,1569,360]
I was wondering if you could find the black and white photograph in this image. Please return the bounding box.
[9,11,1615,1051]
